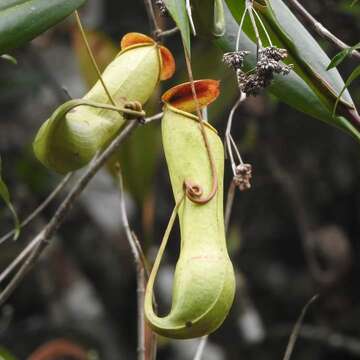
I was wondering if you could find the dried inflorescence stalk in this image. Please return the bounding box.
[223,46,293,96]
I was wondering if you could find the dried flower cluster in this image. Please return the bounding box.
[223,51,249,70]
[234,163,252,191]
[155,0,167,15]
[223,46,293,96]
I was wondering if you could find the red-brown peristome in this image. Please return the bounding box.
[159,46,175,80]
[162,80,220,113]
[120,32,175,81]
[120,32,154,49]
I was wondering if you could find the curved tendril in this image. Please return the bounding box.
[65,99,145,119]
[145,195,184,316]
[183,122,219,205]
[183,49,218,205]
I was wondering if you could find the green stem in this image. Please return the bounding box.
[74,10,117,106]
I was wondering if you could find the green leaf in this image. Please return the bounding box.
[351,0,358,6]
[327,42,360,70]
[0,54,17,64]
[0,0,87,54]
[191,0,226,38]
[333,65,360,116]
[254,0,353,108]
[164,0,191,55]
[210,1,360,142]
[0,156,20,240]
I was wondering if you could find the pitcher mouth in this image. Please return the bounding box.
[161,79,220,134]
[119,32,175,81]
[162,80,220,112]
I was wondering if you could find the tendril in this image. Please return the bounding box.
[183,48,218,205]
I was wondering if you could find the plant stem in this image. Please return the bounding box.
[116,166,147,360]
[287,0,360,60]
[143,112,163,124]
[0,173,74,245]
[74,11,117,105]
[155,27,179,38]
[282,295,318,360]
[0,120,139,306]
[144,0,162,37]
[225,93,247,176]
[193,336,208,360]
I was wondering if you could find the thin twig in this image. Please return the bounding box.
[155,27,179,39]
[132,230,151,278]
[134,233,147,360]
[143,112,163,125]
[225,181,237,233]
[225,93,247,175]
[247,0,262,56]
[272,323,360,357]
[143,0,179,41]
[0,120,139,306]
[193,336,208,360]
[74,11,117,105]
[143,0,161,37]
[282,295,319,360]
[0,173,74,245]
[236,7,249,52]
[0,237,41,284]
[116,166,146,360]
[287,0,360,60]
[253,8,273,47]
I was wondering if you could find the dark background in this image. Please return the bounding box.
[0,0,359,359]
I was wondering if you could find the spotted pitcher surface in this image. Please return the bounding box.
[33,33,175,174]
[144,80,236,339]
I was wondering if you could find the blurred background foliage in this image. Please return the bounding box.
[0,0,359,359]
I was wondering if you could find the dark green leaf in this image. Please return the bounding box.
[327,49,351,70]
[333,65,360,116]
[164,0,191,55]
[0,0,87,54]
[256,0,353,108]
[210,1,360,142]
[192,0,225,38]
[0,156,20,240]
[327,42,360,70]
